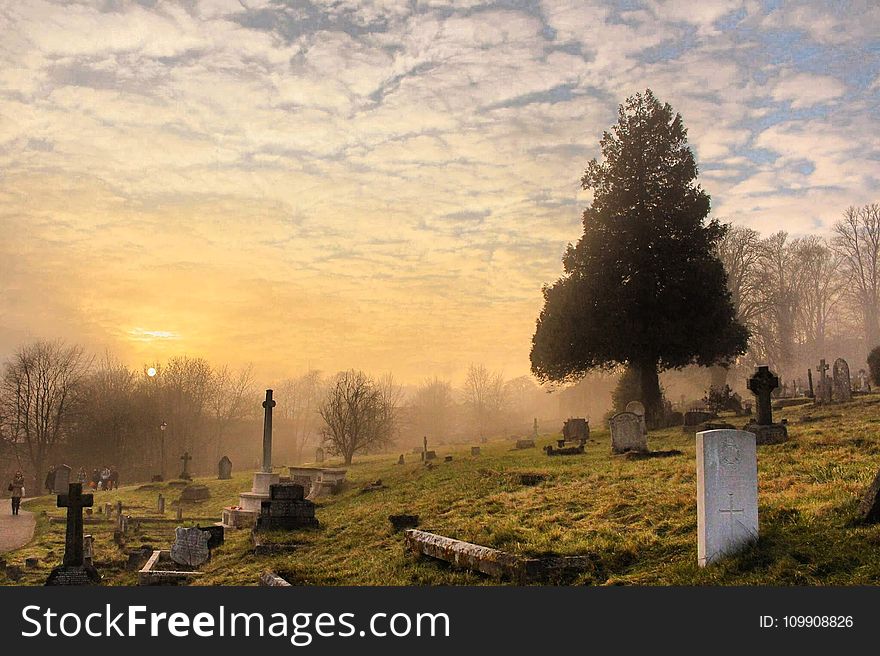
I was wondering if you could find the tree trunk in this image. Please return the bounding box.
[639,361,662,428]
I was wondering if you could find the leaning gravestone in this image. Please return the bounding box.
[832,358,852,403]
[218,456,232,480]
[53,464,72,495]
[857,468,880,523]
[696,429,758,566]
[170,526,211,567]
[609,412,647,454]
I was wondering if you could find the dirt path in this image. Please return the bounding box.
[0,499,36,554]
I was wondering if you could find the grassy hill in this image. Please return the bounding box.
[5,394,880,586]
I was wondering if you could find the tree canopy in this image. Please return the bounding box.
[530,90,748,422]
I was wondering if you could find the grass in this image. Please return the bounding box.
[4,394,880,586]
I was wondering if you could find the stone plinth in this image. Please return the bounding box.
[255,483,319,531]
[45,564,101,586]
[221,507,256,529]
[696,429,758,567]
[180,484,211,501]
[743,422,788,445]
[252,471,280,495]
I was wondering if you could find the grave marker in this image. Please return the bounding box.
[696,429,758,566]
[609,412,647,454]
[45,483,101,585]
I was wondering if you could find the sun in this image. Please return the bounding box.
[147,367,157,377]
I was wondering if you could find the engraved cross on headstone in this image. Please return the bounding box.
[261,389,276,473]
[747,365,779,426]
[179,451,192,479]
[718,493,744,544]
[57,483,93,567]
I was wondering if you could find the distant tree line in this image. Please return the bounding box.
[717,203,880,383]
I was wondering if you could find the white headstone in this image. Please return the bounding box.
[609,412,647,453]
[696,429,758,567]
[83,534,94,565]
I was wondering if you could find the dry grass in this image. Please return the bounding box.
[4,394,880,586]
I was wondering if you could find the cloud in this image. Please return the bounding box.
[0,0,875,383]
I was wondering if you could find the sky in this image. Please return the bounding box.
[0,0,878,384]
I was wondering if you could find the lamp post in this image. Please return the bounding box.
[159,421,167,481]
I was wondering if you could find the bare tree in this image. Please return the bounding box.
[793,235,846,361]
[755,231,801,375]
[319,370,395,465]
[462,363,506,440]
[208,364,256,460]
[833,203,880,350]
[0,340,91,481]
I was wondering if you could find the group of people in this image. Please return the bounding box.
[43,464,120,493]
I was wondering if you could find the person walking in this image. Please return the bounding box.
[8,471,25,516]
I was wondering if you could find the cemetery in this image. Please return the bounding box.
[4,386,880,586]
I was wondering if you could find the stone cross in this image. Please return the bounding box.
[747,365,779,426]
[57,483,93,567]
[179,451,192,479]
[261,389,276,473]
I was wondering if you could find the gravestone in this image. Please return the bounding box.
[696,429,758,566]
[181,484,211,501]
[179,451,193,481]
[471,447,481,456]
[234,389,281,516]
[218,456,232,480]
[816,359,831,403]
[832,358,852,402]
[53,464,72,495]
[744,365,788,444]
[198,525,225,550]
[83,534,94,566]
[625,401,647,435]
[254,483,319,531]
[682,410,716,434]
[45,483,101,585]
[116,500,122,520]
[422,450,437,461]
[397,454,405,465]
[807,368,814,398]
[170,527,211,567]
[315,447,325,463]
[609,412,647,454]
[857,468,880,523]
[157,494,165,514]
[562,417,589,442]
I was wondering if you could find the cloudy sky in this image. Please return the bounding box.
[0,0,877,384]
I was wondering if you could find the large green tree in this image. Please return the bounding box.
[530,90,748,425]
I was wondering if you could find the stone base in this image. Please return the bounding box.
[180,484,211,501]
[138,550,203,586]
[252,471,280,495]
[238,492,270,514]
[221,507,256,529]
[45,564,101,586]
[743,422,788,445]
[515,439,535,449]
[306,480,336,500]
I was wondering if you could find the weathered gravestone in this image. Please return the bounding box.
[157,494,165,514]
[170,526,211,567]
[562,417,590,442]
[53,464,72,495]
[179,451,193,481]
[696,429,758,566]
[315,447,325,463]
[254,483,319,531]
[625,401,648,435]
[609,412,647,454]
[832,358,852,402]
[857,469,880,523]
[744,365,788,444]
[180,484,211,501]
[816,359,832,403]
[83,534,94,566]
[45,483,101,585]
[397,454,405,465]
[218,456,232,480]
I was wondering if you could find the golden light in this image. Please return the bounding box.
[147,367,157,377]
